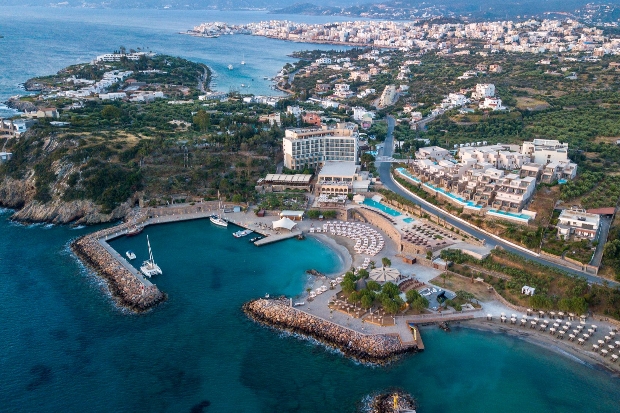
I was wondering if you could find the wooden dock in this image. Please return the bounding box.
[254,230,302,246]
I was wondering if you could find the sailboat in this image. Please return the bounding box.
[140,235,162,277]
[210,191,228,227]
[241,54,245,65]
[228,64,233,70]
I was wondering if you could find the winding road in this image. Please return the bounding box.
[376,115,618,287]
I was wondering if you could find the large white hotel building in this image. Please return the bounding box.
[283,123,359,170]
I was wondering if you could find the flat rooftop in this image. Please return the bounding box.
[261,174,313,184]
[318,161,358,178]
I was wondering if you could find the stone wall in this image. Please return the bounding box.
[243,298,417,364]
[70,216,166,313]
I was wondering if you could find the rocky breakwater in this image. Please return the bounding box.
[243,298,417,364]
[71,221,166,313]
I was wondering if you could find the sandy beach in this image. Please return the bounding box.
[457,318,620,376]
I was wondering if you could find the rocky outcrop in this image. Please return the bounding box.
[5,97,36,112]
[11,198,132,225]
[243,298,417,364]
[0,178,32,209]
[71,217,166,313]
[363,390,417,413]
[0,176,133,224]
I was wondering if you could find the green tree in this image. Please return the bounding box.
[361,294,374,309]
[405,289,422,304]
[381,282,400,298]
[366,280,381,291]
[193,109,211,131]
[101,105,121,119]
[381,257,391,267]
[341,278,356,294]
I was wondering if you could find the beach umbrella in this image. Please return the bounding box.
[369,266,400,283]
[609,345,615,350]
[610,331,616,337]
[598,339,605,345]
[605,335,611,342]
[591,325,597,331]
[615,341,620,346]
[553,323,560,328]
[583,334,590,339]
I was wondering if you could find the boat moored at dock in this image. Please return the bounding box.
[210,214,228,227]
[233,229,253,238]
[140,236,162,278]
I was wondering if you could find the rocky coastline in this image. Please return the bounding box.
[0,177,132,224]
[243,298,417,364]
[70,220,167,313]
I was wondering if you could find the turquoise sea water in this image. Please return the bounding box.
[0,6,356,117]
[1,209,620,412]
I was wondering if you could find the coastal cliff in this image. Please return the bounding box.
[243,298,417,364]
[0,177,132,224]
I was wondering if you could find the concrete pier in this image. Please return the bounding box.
[254,230,302,246]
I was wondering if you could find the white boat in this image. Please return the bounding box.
[294,302,305,307]
[241,54,245,65]
[228,64,233,70]
[140,236,162,278]
[233,229,253,238]
[210,214,228,227]
[126,250,136,260]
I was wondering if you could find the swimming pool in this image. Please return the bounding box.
[403,217,414,223]
[362,199,402,216]
[487,209,531,222]
[395,168,481,209]
[395,167,421,183]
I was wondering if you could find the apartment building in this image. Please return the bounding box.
[491,174,536,212]
[557,208,600,240]
[283,123,359,170]
[472,83,496,100]
[459,144,526,169]
[417,146,452,161]
[521,139,569,164]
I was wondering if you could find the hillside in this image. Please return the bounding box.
[0,54,287,224]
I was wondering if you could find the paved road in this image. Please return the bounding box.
[377,115,618,287]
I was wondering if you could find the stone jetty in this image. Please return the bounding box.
[243,298,418,364]
[71,221,166,313]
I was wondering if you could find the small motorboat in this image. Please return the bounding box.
[126,250,137,260]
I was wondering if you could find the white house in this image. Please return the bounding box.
[557,208,600,240]
[472,83,496,99]
[479,97,506,110]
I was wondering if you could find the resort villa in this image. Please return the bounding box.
[402,141,578,219]
[557,208,601,240]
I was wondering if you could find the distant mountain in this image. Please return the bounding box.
[272,0,619,22]
[1,0,363,9]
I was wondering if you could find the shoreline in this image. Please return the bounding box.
[458,318,620,376]
[307,233,353,277]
